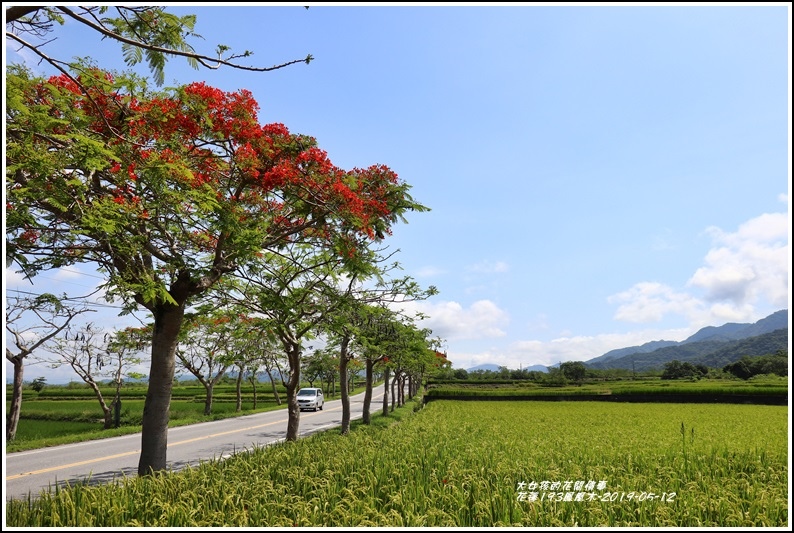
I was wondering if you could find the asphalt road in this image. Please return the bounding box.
[5,384,388,501]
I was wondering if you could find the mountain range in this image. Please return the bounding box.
[584,309,788,372]
[465,310,788,374]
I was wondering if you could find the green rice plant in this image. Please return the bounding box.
[6,401,787,527]
[427,377,788,398]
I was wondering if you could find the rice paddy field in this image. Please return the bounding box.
[5,400,789,527]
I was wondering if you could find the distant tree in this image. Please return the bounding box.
[353,305,403,423]
[526,371,546,381]
[175,305,242,416]
[5,292,93,440]
[694,363,709,376]
[303,348,337,391]
[723,352,788,380]
[544,366,567,386]
[453,368,469,380]
[29,376,47,393]
[45,322,143,429]
[661,360,708,380]
[723,359,752,380]
[560,361,586,384]
[380,319,435,412]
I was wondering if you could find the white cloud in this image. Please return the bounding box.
[396,299,509,341]
[448,327,693,370]
[467,260,509,274]
[5,266,106,297]
[52,267,92,281]
[688,212,790,308]
[415,265,446,278]
[608,282,704,324]
[4,268,29,288]
[513,327,693,368]
[608,209,790,328]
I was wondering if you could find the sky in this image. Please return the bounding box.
[3,3,792,383]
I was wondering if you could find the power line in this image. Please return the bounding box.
[56,267,107,280]
[8,267,108,290]
[4,288,127,310]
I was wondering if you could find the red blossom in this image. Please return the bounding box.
[21,69,413,269]
[19,229,39,243]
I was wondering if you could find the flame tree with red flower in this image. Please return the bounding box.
[5,64,427,475]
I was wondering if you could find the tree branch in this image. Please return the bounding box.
[56,6,312,73]
[5,6,42,23]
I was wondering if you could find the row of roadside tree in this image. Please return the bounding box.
[5,6,447,477]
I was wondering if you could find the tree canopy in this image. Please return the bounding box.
[6,64,424,310]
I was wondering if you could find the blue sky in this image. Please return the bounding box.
[4,3,791,382]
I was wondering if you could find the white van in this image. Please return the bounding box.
[297,387,324,411]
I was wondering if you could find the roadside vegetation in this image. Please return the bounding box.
[6,399,787,527]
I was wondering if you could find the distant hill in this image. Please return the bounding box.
[585,309,788,372]
[466,364,503,372]
[448,311,788,375]
[585,340,678,366]
[682,310,788,343]
[693,329,789,369]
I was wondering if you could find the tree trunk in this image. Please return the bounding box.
[250,377,258,410]
[102,405,114,429]
[203,382,214,416]
[390,370,398,412]
[339,335,351,435]
[266,367,281,405]
[362,359,374,424]
[284,342,301,442]
[112,366,124,426]
[6,355,24,441]
[382,367,390,416]
[138,302,184,476]
[235,367,243,412]
[85,380,113,430]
